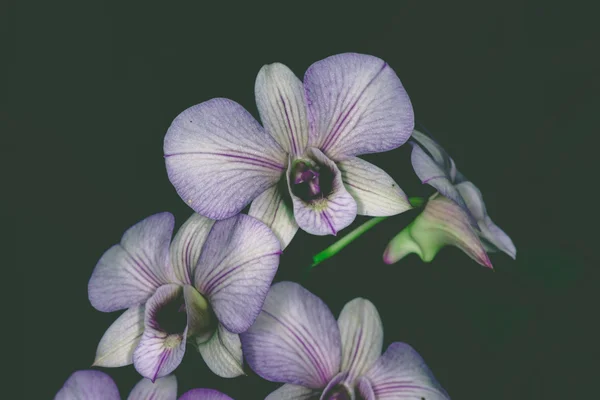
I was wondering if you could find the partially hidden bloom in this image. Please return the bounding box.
[164,53,414,249]
[55,370,233,399]
[241,282,450,399]
[88,212,281,381]
[383,130,516,268]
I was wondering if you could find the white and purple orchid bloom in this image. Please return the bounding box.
[164,53,414,249]
[55,370,233,400]
[241,282,450,399]
[88,212,281,381]
[383,129,516,268]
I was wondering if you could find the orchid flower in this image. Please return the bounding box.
[383,130,516,268]
[241,282,450,399]
[54,370,233,399]
[164,53,414,249]
[88,212,281,381]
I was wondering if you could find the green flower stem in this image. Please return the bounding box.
[310,216,388,269]
[309,197,425,269]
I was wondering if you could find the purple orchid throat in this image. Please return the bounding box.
[241,282,450,400]
[88,212,281,381]
[291,159,332,201]
[164,53,414,247]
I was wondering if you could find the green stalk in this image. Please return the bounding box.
[308,196,425,270]
[310,216,388,269]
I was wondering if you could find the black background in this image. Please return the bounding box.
[11,1,599,399]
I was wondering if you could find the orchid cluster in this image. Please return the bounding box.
[55,53,515,399]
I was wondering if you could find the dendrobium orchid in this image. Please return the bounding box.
[241,282,450,399]
[88,212,281,381]
[164,53,414,248]
[54,370,233,399]
[383,130,516,268]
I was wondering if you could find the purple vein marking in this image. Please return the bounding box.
[322,211,337,235]
[165,151,285,171]
[421,175,446,184]
[321,61,388,153]
[152,349,170,382]
[375,383,442,395]
[262,310,331,385]
[122,246,162,288]
[202,251,281,294]
[280,94,298,155]
[346,327,363,378]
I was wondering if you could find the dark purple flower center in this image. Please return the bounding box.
[291,160,333,201]
[323,385,352,400]
[155,293,188,335]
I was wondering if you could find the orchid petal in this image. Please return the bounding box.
[256,63,309,156]
[241,281,341,389]
[127,375,177,400]
[383,195,492,268]
[195,214,281,333]
[169,213,215,285]
[304,53,413,160]
[55,370,120,400]
[288,148,357,236]
[480,216,517,259]
[93,305,144,367]
[337,299,383,383]
[455,181,516,259]
[356,376,376,400]
[88,213,173,312]
[265,384,318,400]
[411,143,470,215]
[197,324,244,378]
[249,184,299,249]
[364,343,450,400]
[338,157,411,216]
[410,130,453,172]
[179,389,234,400]
[134,284,188,381]
[164,98,287,220]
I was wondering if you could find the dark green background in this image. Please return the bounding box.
[11,1,599,399]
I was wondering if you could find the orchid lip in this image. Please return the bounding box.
[290,158,333,202]
[150,285,216,342]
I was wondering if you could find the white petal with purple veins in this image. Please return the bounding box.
[338,157,411,216]
[197,323,244,378]
[164,98,287,220]
[179,389,234,400]
[455,181,516,259]
[256,63,309,156]
[364,342,450,400]
[411,143,469,216]
[169,213,215,285]
[288,148,357,236]
[410,130,453,171]
[55,370,120,400]
[337,298,383,383]
[356,376,376,400]
[93,305,144,367]
[265,384,318,400]
[133,284,188,381]
[249,184,299,249]
[88,213,174,312]
[304,53,413,160]
[127,375,177,400]
[383,195,492,268]
[194,214,281,334]
[241,282,341,389]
